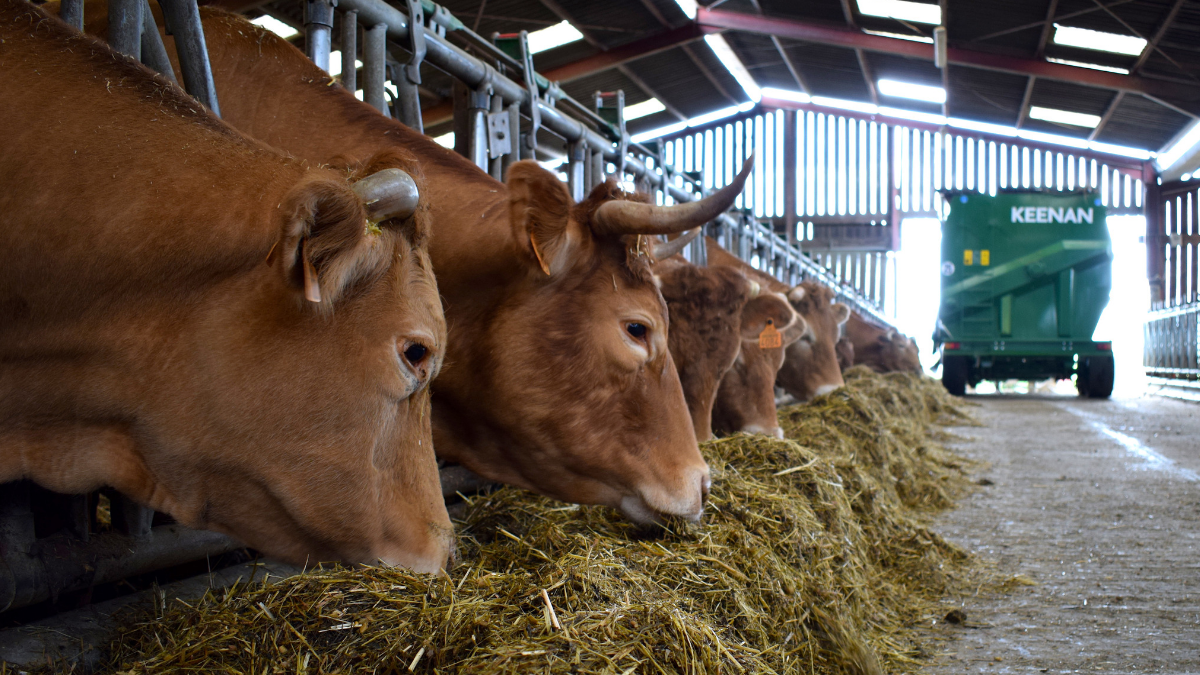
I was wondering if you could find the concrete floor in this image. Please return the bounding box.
[926,393,1200,674]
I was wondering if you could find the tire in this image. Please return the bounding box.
[1082,355,1115,399]
[942,355,968,396]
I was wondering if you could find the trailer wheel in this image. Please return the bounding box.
[942,356,967,396]
[1081,355,1115,399]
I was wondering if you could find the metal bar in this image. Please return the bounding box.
[341,10,357,93]
[540,24,706,84]
[305,0,335,72]
[1015,76,1035,128]
[60,0,83,31]
[782,109,797,246]
[362,23,388,115]
[1034,0,1060,59]
[1089,91,1125,142]
[696,6,1200,114]
[108,0,142,59]
[159,0,220,116]
[1132,0,1186,74]
[568,141,586,202]
[139,0,177,83]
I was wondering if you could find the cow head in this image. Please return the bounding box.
[656,260,757,441]
[775,281,851,401]
[177,152,452,571]
[844,313,923,374]
[835,336,856,372]
[712,293,805,438]
[434,160,754,524]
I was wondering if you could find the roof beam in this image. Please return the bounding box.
[541,23,706,82]
[1015,76,1036,128]
[1131,0,1186,73]
[532,0,693,118]
[1089,91,1124,141]
[838,0,877,104]
[1034,0,1059,59]
[695,7,1200,115]
[968,0,1133,43]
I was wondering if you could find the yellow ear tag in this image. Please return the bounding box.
[759,319,782,349]
[529,234,552,276]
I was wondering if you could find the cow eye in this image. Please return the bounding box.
[403,343,429,365]
[626,322,648,340]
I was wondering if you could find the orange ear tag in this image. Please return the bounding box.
[759,319,782,349]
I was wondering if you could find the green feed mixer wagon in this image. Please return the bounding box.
[935,190,1114,398]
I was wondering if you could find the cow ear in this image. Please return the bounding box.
[272,173,392,306]
[506,160,587,277]
[739,293,795,341]
[832,302,851,325]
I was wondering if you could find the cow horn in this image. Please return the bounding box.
[651,228,701,260]
[592,156,754,236]
[747,280,761,298]
[351,168,420,223]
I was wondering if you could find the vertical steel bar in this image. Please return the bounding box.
[139,0,177,83]
[362,23,388,115]
[502,101,520,179]
[60,0,83,31]
[782,109,797,247]
[341,10,358,94]
[488,96,504,180]
[568,141,586,202]
[159,0,220,116]
[305,0,335,73]
[590,145,605,191]
[469,97,488,171]
[109,0,142,59]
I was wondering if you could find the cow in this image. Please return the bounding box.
[654,247,801,441]
[836,337,856,372]
[0,0,452,572]
[704,238,850,401]
[95,7,752,523]
[843,312,922,374]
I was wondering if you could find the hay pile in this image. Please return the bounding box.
[98,369,979,674]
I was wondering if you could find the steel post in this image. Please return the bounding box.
[159,0,220,116]
[305,0,336,73]
[568,141,586,202]
[362,23,388,115]
[340,10,357,93]
[60,0,83,31]
[139,0,177,83]
[108,0,142,60]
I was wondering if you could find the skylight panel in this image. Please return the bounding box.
[527,21,584,54]
[863,29,933,43]
[1045,57,1130,74]
[1158,121,1200,171]
[704,34,762,103]
[876,79,946,103]
[251,15,298,40]
[760,87,812,104]
[1028,106,1101,128]
[624,99,667,121]
[1052,24,1146,56]
[856,0,941,25]
[673,0,698,19]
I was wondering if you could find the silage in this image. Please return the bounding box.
[96,369,981,675]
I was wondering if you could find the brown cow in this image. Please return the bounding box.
[843,312,922,373]
[0,1,451,572]
[711,293,806,439]
[705,238,849,401]
[112,9,745,522]
[836,337,856,372]
[655,255,801,441]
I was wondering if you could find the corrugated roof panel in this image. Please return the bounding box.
[1028,78,1113,117]
[759,0,845,25]
[1098,94,1191,151]
[779,41,871,101]
[724,32,802,91]
[945,66,1026,125]
[949,0,1048,54]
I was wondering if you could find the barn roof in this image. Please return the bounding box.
[241,0,1200,170]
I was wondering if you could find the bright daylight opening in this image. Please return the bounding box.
[863,29,933,43]
[1046,57,1130,75]
[1053,24,1147,56]
[326,50,363,76]
[856,0,941,25]
[876,79,946,104]
[896,215,1148,397]
[1028,106,1101,128]
[250,15,297,40]
[703,34,762,103]
[624,99,666,121]
[527,21,583,54]
[432,132,454,148]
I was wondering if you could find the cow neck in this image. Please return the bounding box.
[197,8,520,300]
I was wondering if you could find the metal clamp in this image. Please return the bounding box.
[404,0,425,86]
[426,1,451,38]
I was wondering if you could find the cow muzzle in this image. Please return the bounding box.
[620,467,711,525]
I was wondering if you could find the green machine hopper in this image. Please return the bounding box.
[935,190,1114,398]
